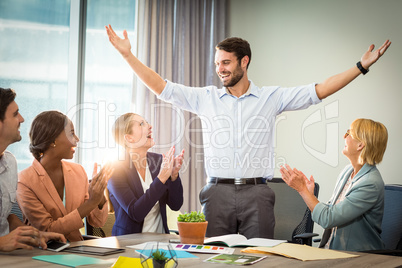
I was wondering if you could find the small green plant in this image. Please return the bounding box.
[177,211,206,222]
[151,249,168,261]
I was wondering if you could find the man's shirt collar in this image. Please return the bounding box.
[219,80,260,99]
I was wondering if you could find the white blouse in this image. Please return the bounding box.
[138,164,164,233]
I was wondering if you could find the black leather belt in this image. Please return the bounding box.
[209,177,267,185]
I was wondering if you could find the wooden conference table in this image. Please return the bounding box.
[0,233,401,267]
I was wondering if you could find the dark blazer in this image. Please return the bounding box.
[107,152,183,235]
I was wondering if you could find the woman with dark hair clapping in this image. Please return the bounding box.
[17,111,113,242]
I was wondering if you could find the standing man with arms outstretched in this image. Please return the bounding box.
[106,24,390,239]
[0,87,66,252]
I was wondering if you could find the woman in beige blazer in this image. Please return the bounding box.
[17,111,112,242]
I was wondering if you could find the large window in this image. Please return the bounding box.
[0,0,71,170]
[0,0,136,175]
[79,0,136,174]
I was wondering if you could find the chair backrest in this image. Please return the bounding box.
[267,178,319,245]
[381,184,402,250]
[102,212,116,237]
[86,212,115,238]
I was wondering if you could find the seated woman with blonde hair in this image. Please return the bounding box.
[280,118,388,251]
[107,113,184,235]
[17,111,113,241]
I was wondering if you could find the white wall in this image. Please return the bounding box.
[229,0,402,244]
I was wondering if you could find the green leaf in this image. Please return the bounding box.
[177,211,206,222]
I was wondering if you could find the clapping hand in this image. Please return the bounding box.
[296,168,315,195]
[171,149,185,181]
[88,163,114,206]
[280,164,315,194]
[158,146,175,184]
[158,146,181,184]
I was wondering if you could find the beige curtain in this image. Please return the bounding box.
[133,0,227,212]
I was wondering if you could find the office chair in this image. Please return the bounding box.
[86,212,116,238]
[381,184,402,250]
[267,178,319,245]
[84,220,104,239]
[84,188,116,238]
[167,207,181,235]
[363,184,402,256]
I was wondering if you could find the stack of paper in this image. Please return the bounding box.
[241,243,360,261]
